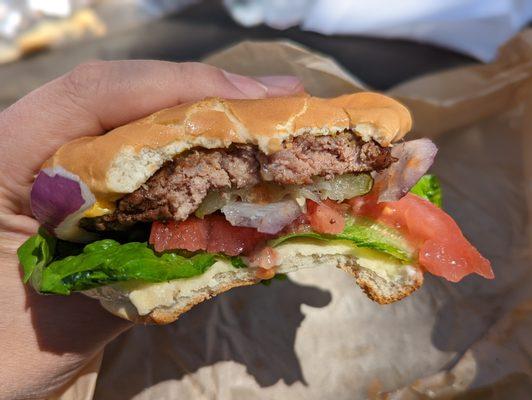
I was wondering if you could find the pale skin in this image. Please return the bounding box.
[0,60,303,399]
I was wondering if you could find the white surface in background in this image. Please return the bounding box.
[224,0,532,61]
[0,0,94,39]
[0,7,21,37]
[28,0,73,17]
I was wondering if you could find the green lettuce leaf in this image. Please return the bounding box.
[261,273,288,286]
[270,218,414,262]
[17,227,56,285]
[410,174,442,207]
[229,256,248,269]
[18,232,220,295]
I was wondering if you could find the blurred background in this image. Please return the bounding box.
[1,0,531,110]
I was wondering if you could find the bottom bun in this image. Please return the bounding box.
[84,240,423,324]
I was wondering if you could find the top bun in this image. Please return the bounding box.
[43,92,411,203]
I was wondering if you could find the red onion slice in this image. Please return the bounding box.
[31,167,96,241]
[376,138,438,202]
[221,200,302,234]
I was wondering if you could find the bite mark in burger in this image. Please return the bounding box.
[18,93,493,324]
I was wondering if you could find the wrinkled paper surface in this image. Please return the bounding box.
[66,31,532,400]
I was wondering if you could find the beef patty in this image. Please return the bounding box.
[81,132,394,231]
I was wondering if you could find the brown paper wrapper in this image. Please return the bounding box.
[64,31,532,400]
[53,353,102,400]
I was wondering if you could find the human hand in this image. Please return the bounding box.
[0,60,303,399]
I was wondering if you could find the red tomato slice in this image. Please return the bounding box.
[306,200,345,234]
[207,215,271,256]
[149,215,271,256]
[349,193,494,282]
[420,239,493,282]
[347,193,388,222]
[150,218,209,253]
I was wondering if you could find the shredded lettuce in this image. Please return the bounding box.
[410,174,442,207]
[18,230,220,295]
[270,218,415,262]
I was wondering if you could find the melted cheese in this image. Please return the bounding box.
[127,261,236,315]
[275,240,415,282]
[83,200,116,217]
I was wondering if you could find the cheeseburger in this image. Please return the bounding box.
[18,92,493,323]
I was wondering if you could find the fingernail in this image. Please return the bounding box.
[256,75,303,94]
[223,71,268,98]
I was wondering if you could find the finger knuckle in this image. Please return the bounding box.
[62,60,109,102]
[175,62,221,80]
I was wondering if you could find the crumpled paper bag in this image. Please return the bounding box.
[68,31,531,400]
